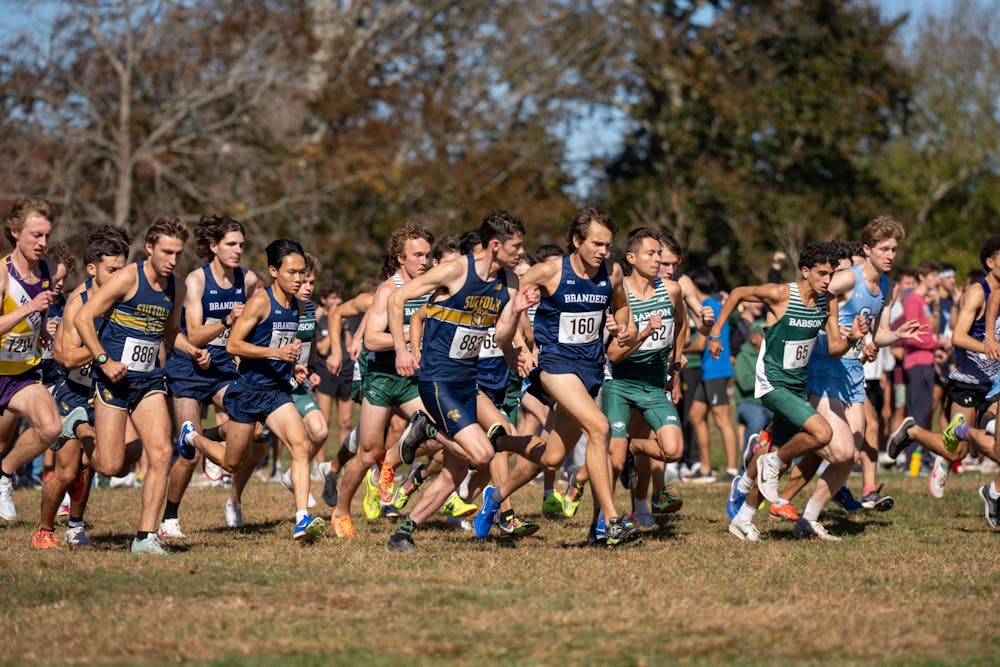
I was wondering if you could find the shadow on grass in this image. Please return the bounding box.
[201,518,285,536]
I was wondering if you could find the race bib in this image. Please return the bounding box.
[558,311,602,344]
[449,326,485,359]
[0,331,39,363]
[297,342,312,366]
[783,338,815,369]
[841,336,866,360]
[639,320,674,352]
[479,328,503,358]
[122,337,157,372]
[67,362,93,387]
[205,317,231,347]
[268,328,297,350]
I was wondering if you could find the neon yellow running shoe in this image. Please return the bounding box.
[363,467,381,521]
[562,467,585,518]
[542,490,564,518]
[441,492,478,517]
[942,413,966,453]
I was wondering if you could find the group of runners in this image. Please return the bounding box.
[1,196,998,554]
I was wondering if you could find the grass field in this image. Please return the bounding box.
[2,466,999,666]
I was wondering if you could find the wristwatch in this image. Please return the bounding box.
[96,353,108,365]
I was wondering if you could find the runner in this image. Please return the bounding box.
[75,215,203,554]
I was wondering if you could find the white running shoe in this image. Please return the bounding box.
[225,500,243,528]
[109,472,136,488]
[203,457,224,482]
[57,493,71,517]
[280,469,317,508]
[756,452,785,506]
[729,517,760,542]
[0,475,16,520]
[157,518,186,539]
[65,523,90,545]
[793,517,842,541]
[928,455,949,499]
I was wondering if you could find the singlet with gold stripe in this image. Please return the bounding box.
[368,272,430,376]
[611,276,675,386]
[421,255,509,383]
[95,262,174,380]
[0,255,51,375]
[755,282,827,396]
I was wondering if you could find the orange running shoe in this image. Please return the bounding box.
[331,512,356,538]
[769,503,800,522]
[377,463,395,504]
[31,528,58,549]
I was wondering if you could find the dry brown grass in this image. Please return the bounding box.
[2,468,1000,665]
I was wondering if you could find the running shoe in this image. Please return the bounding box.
[755,452,783,505]
[292,515,325,541]
[498,514,541,537]
[131,534,167,555]
[860,488,894,511]
[319,461,339,507]
[942,413,966,453]
[769,503,800,521]
[280,469,318,509]
[157,518,186,539]
[742,432,760,472]
[441,492,478,518]
[362,467,381,521]
[331,512,355,538]
[977,485,1000,529]
[633,509,656,528]
[0,475,16,521]
[562,467,586,518]
[393,461,426,510]
[31,528,58,549]
[588,514,607,546]
[929,455,949,499]
[176,420,197,460]
[473,486,500,538]
[377,462,396,504]
[65,523,90,545]
[225,500,243,528]
[831,486,863,512]
[620,448,638,490]
[380,503,401,519]
[651,486,683,514]
[52,405,88,451]
[203,456,224,482]
[793,517,841,541]
[387,519,416,552]
[541,490,564,518]
[985,375,1000,403]
[886,416,915,459]
[688,469,716,484]
[606,517,640,546]
[398,410,436,465]
[726,474,747,520]
[728,517,760,542]
[57,494,71,517]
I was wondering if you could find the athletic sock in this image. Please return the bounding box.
[500,509,515,523]
[736,502,756,524]
[491,488,506,506]
[162,501,180,522]
[990,482,1000,500]
[43,464,55,475]
[986,419,996,436]
[203,426,222,441]
[955,424,970,441]
[736,474,753,494]
[136,531,150,541]
[802,500,823,522]
[295,509,308,523]
[726,467,739,477]
[543,488,555,498]
[68,517,84,527]
[634,498,650,515]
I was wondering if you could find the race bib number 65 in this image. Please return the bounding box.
[782,338,816,370]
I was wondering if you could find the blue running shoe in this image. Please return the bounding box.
[831,485,863,512]
[588,512,607,546]
[473,486,500,538]
[176,421,197,460]
[986,375,1000,403]
[727,474,747,520]
[293,515,326,541]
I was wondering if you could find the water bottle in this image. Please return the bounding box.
[909,447,922,477]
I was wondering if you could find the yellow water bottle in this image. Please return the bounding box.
[909,447,922,477]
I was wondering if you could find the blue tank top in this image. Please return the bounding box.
[97,262,174,379]
[951,278,1000,385]
[420,255,509,383]
[179,265,245,370]
[66,280,102,390]
[238,287,301,389]
[534,255,611,372]
[811,264,889,369]
[700,296,732,380]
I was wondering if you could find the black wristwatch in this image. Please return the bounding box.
[96,353,108,365]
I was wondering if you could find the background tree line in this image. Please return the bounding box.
[1,0,997,288]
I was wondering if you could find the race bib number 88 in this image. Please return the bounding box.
[558,311,602,344]
[782,338,815,369]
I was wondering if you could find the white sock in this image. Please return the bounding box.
[295,509,308,522]
[184,429,195,446]
[736,502,756,524]
[634,498,650,515]
[986,419,996,436]
[737,474,753,494]
[458,469,474,501]
[803,499,823,522]
[726,467,739,477]
[989,482,1000,500]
